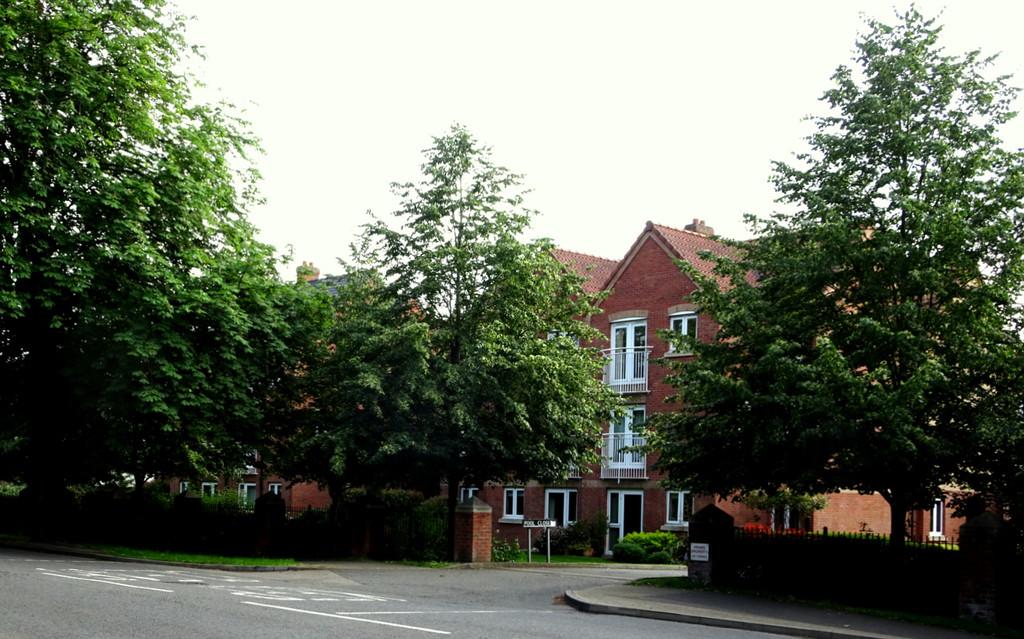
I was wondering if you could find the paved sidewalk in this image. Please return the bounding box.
[565,584,984,639]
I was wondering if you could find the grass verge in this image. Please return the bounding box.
[85,544,297,566]
[633,576,1023,639]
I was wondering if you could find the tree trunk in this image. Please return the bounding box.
[886,494,907,550]
[133,471,147,501]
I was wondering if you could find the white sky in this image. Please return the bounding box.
[173,1,1024,278]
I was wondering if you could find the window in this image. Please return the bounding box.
[201,481,217,497]
[238,483,257,506]
[178,481,189,495]
[667,490,693,526]
[929,499,944,538]
[668,313,698,354]
[545,489,578,526]
[268,483,282,496]
[608,407,646,467]
[459,486,479,502]
[504,487,525,520]
[610,320,647,383]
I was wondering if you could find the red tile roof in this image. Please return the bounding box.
[550,248,619,293]
[649,222,741,282]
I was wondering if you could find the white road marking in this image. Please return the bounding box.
[40,572,174,593]
[241,601,451,635]
[231,590,303,601]
[334,610,552,616]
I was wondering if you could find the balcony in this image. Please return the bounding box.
[601,346,652,393]
[601,433,648,480]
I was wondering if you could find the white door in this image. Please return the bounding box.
[611,321,646,384]
[610,406,645,467]
[607,490,644,553]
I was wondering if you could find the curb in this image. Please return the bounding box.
[496,562,682,571]
[0,540,312,572]
[563,589,890,639]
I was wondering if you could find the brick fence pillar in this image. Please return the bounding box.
[959,512,1012,624]
[688,504,735,586]
[454,497,492,563]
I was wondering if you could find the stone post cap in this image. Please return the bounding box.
[455,496,492,513]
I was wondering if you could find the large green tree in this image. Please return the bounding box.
[362,126,620,556]
[651,10,1024,546]
[267,269,435,515]
[0,0,305,502]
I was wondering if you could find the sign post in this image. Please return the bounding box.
[523,519,557,563]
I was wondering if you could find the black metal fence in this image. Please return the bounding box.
[730,527,960,616]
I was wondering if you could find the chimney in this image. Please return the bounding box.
[296,261,320,283]
[684,218,714,236]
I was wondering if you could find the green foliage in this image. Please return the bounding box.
[267,270,432,504]
[578,510,610,556]
[358,125,621,555]
[739,490,828,515]
[491,537,521,562]
[612,541,647,563]
[0,0,311,501]
[648,550,673,565]
[535,522,592,556]
[651,9,1024,545]
[620,531,681,557]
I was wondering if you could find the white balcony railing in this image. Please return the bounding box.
[601,346,652,393]
[601,433,648,480]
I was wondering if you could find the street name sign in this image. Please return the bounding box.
[522,519,557,528]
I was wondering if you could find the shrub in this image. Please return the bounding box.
[378,488,424,510]
[578,511,609,556]
[619,531,680,557]
[612,541,646,563]
[648,550,673,564]
[535,522,591,555]
[491,537,520,562]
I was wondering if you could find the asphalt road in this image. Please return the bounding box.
[0,548,786,638]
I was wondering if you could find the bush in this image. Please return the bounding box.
[648,550,673,564]
[535,522,591,555]
[620,531,680,557]
[612,541,646,563]
[578,511,609,556]
[491,537,520,562]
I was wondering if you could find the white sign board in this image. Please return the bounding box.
[690,542,710,562]
[523,519,557,528]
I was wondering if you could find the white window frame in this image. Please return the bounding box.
[459,486,479,502]
[668,312,698,354]
[200,481,217,497]
[238,482,257,506]
[544,488,578,527]
[178,480,189,495]
[268,482,282,496]
[503,487,525,520]
[929,499,944,538]
[608,406,646,468]
[666,490,692,526]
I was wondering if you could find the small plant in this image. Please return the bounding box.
[648,550,673,564]
[579,510,609,556]
[612,541,646,563]
[491,537,521,562]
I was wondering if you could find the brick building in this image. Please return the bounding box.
[469,220,963,552]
